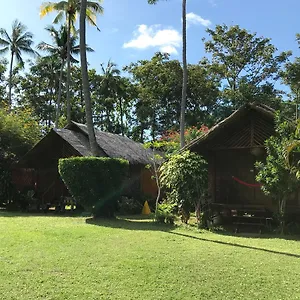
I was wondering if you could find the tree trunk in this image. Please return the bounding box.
[66,15,72,124]
[119,97,124,136]
[55,58,65,128]
[80,0,100,156]
[180,0,187,149]
[279,197,287,235]
[8,51,14,108]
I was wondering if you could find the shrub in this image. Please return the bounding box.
[155,202,176,225]
[160,151,208,224]
[256,113,300,234]
[58,157,129,218]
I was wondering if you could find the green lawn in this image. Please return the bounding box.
[1,212,300,299]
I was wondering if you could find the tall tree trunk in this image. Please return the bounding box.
[66,15,72,124]
[180,0,187,149]
[55,58,65,128]
[8,51,14,107]
[119,97,124,136]
[80,0,99,156]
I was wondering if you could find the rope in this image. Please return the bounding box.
[232,176,261,188]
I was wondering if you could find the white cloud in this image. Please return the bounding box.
[186,12,212,27]
[160,45,178,55]
[123,24,181,55]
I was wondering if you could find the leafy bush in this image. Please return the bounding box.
[256,113,300,234]
[155,202,176,225]
[0,105,41,204]
[160,151,208,223]
[58,157,129,218]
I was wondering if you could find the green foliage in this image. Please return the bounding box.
[160,151,208,223]
[124,52,219,141]
[155,202,176,225]
[0,105,41,202]
[203,24,290,111]
[256,113,299,233]
[58,157,129,217]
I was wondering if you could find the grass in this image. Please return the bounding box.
[1,212,300,299]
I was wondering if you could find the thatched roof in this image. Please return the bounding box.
[184,103,276,153]
[63,121,153,164]
[17,121,154,167]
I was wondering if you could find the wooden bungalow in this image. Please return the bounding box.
[185,103,300,225]
[12,121,157,209]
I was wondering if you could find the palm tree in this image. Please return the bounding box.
[40,0,103,125]
[80,0,99,156]
[0,19,37,106]
[148,0,187,148]
[180,0,187,149]
[100,60,125,134]
[37,25,93,128]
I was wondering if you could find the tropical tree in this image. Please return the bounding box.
[256,114,300,234]
[124,53,219,141]
[17,56,61,129]
[160,151,208,224]
[203,24,291,112]
[80,0,99,156]
[37,25,93,128]
[0,58,8,100]
[148,0,188,148]
[40,0,104,124]
[0,20,37,106]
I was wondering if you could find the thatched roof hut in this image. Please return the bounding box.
[185,104,275,210]
[18,121,153,168]
[184,103,275,154]
[13,122,157,207]
[185,103,300,221]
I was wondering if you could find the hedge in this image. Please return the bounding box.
[58,157,129,217]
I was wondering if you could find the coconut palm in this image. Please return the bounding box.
[0,19,37,106]
[80,0,99,156]
[40,0,104,124]
[37,25,93,128]
[99,60,123,132]
[148,0,187,148]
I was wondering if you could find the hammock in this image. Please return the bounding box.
[232,176,262,188]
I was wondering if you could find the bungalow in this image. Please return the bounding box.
[12,121,157,209]
[185,103,300,221]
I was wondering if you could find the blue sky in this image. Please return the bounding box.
[1,0,300,73]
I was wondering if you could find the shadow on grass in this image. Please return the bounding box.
[0,210,84,218]
[86,216,300,258]
[168,231,300,259]
[85,215,175,232]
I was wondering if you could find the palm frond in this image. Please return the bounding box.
[40,2,57,18]
[0,47,9,54]
[86,45,94,52]
[15,51,24,68]
[87,1,104,14]
[36,42,56,51]
[0,37,10,46]
[17,32,34,45]
[70,55,79,64]
[12,19,27,36]
[53,11,66,24]
[19,46,38,57]
[0,29,12,44]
